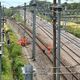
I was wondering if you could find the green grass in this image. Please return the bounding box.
[2,24,27,80]
[13,11,23,22]
[37,13,51,22]
[66,25,80,38]
[8,29,26,80]
[2,44,13,80]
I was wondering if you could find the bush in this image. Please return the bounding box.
[11,43,22,58]
[66,26,80,38]
[2,23,26,80]
[8,28,25,80]
[2,45,13,80]
[13,11,23,22]
[8,42,24,80]
[13,56,24,80]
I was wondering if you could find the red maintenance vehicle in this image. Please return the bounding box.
[17,36,30,46]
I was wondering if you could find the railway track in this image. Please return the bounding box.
[39,18,80,46]
[26,12,80,59]
[7,19,74,80]
[25,12,80,60]
[37,21,80,59]
[36,18,80,60]
[20,21,78,80]
[9,18,80,80]
[37,14,80,47]
[31,12,80,47]
[8,19,54,80]
[20,12,80,79]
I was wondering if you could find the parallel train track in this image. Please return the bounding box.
[26,13,80,63]
[8,19,54,80]
[26,12,80,61]
[41,19,80,46]
[22,12,80,79]
[10,18,80,80]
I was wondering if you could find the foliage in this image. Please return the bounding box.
[9,43,24,80]
[9,32,17,42]
[8,30,25,80]
[4,7,16,17]
[2,24,26,80]
[29,0,52,19]
[10,43,21,58]
[13,11,23,22]
[13,56,24,80]
[37,13,51,22]
[66,25,80,38]
[66,3,80,10]
[2,44,13,80]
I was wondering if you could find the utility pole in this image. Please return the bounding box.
[52,0,57,80]
[64,2,67,31]
[31,0,36,61]
[24,3,26,37]
[1,6,4,53]
[0,2,2,80]
[0,2,1,41]
[56,0,62,80]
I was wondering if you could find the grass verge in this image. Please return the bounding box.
[2,23,27,80]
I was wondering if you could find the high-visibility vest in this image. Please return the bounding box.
[47,46,51,55]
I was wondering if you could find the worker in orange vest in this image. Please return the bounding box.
[47,46,51,55]
[21,36,27,46]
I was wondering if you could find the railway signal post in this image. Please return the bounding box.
[31,0,37,61]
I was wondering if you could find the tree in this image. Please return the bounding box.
[4,7,16,17]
